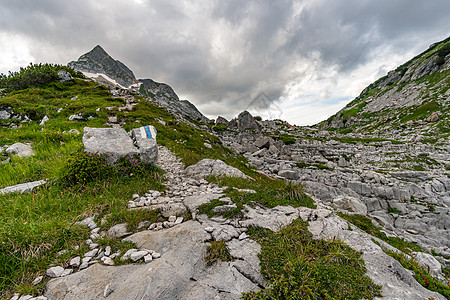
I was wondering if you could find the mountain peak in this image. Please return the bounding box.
[68,45,138,88]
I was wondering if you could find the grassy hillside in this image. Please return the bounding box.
[320,37,450,140]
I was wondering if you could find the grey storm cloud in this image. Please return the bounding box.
[0,0,449,121]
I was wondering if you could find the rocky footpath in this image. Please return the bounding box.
[41,145,446,300]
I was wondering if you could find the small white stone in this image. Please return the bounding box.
[152,252,161,259]
[136,202,145,207]
[174,217,184,224]
[90,233,100,240]
[144,254,153,263]
[132,194,140,199]
[122,249,138,260]
[238,232,249,240]
[82,256,92,263]
[70,256,81,267]
[105,246,111,256]
[79,262,89,270]
[84,248,99,257]
[46,266,64,278]
[104,283,114,297]
[85,239,93,245]
[130,250,148,261]
[91,228,100,234]
[18,295,33,300]
[89,243,99,250]
[60,269,73,277]
[57,249,67,256]
[10,293,20,300]
[168,216,177,222]
[204,226,214,233]
[102,257,114,266]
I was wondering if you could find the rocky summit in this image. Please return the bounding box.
[1,37,449,300]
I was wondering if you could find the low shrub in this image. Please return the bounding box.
[0,63,84,92]
[205,241,234,266]
[59,148,161,186]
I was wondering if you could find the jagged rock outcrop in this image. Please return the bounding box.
[68,45,139,88]
[229,111,261,132]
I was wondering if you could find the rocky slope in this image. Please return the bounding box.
[321,36,449,140]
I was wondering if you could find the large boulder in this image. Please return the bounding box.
[83,127,139,163]
[82,125,158,164]
[184,159,248,179]
[6,142,34,157]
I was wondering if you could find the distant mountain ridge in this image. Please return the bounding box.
[321,36,449,139]
[68,46,210,123]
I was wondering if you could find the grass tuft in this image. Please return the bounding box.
[243,219,382,299]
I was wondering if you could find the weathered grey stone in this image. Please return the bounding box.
[211,224,240,242]
[46,266,65,278]
[6,142,34,157]
[254,136,270,149]
[69,256,81,267]
[130,250,148,261]
[103,282,114,297]
[332,196,367,215]
[107,223,131,238]
[278,169,299,180]
[58,70,73,83]
[39,115,49,126]
[0,110,11,120]
[83,127,138,163]
[413,252,443,278]
[239,205,299,231]
[130,125,158,164]
[184,159,248,179]
[0,180,46,195]
[183,193,223,213]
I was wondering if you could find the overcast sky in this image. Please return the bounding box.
[1,0,449,125]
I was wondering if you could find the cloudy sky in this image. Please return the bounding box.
[1,0,449,125]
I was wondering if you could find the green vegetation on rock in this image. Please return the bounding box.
[242,219,382,300]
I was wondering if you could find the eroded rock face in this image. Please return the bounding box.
[45,221,260,300]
